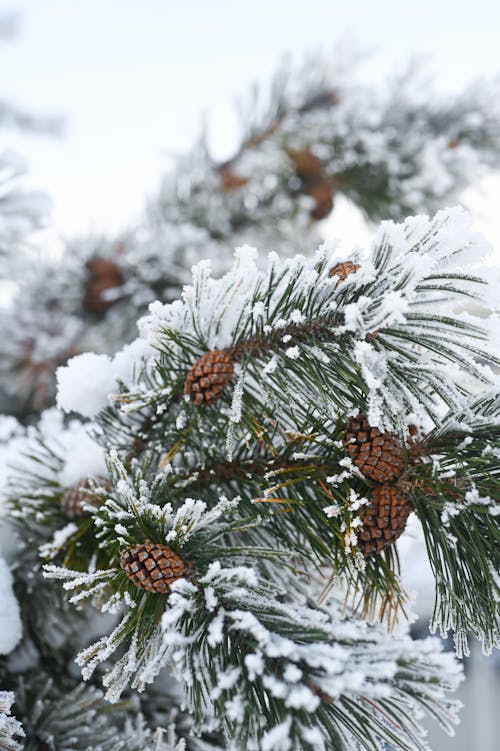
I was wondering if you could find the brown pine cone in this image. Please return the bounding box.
[220,168,248,192]
[61,477,106,519]
[329,261,361,286]
[357,484,411,555]
[120,542,192,594]
[184,350,234,405]
[289,149,325,181]
[288,149,334,220]
[344,414,404,483]
[84,258,124,314]
[407,424,426,462]
[308,181,334,221]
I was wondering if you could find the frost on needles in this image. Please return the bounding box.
[20,207,500,749]
[44,452,463,751]
[4,48,500,419]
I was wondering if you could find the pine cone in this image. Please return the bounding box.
[344,414,404,483]
[289,149,325,181]
[329,261,360,286]
[184,350,234,405]
[84,258,124,314]
[308,181,334,221]
[220,168,248,192]
[358,484,411,555]
[120,542,192,594]
[61,477,106,519]
[407,424,426,462]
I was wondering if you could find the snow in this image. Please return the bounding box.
[252,301,266,321]
[244,652,265,680]
[211,667,241,699]
[0,408,106,493]
[39,522,78,560]
[56,352,117,418]
[0,416,21,442]
[263,355,279,375]
[203,586,218,611]
[56,339,153,419]
[57,421,107,486]
[285,346,300,359]
[110,337,153,385]
[323,504,341,518]
[261,718,292,751]
[0,690,24,747]
[224,695,246,724]
[229,370,244,424]
[285,685,319,711]
[207,609,225,647]
[0,552,22,654]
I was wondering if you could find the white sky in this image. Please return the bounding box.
[2,0,500,252]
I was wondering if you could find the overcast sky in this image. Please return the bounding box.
[2,0,500,252]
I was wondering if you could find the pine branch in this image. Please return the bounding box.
[49,209,500,652]
[1,671,214,751]
[44,490,462,750]
[7,205,500,748]
[0,692,24,751]
[4,49,500,417]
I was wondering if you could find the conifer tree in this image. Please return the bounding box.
[2,50,500,418]
[4,206,498,748]
[1,36,500,751]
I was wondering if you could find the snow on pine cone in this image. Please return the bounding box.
[184,349,234,405]
[120,542,192,594]
[358,484,412,555]
[329,261,360,286]
[344,414,404,483]
[60,477,106,519]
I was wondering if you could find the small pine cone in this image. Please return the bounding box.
[329,261,360,286]
[61,477,106,519]
[220,168,248,192]
[344,414,404,483]
[120,542,192,594]
[289,149,325,181]
[307,181,334,221]
[184,350,234,405]
[84,258,124,313]
[358,484,411,555]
